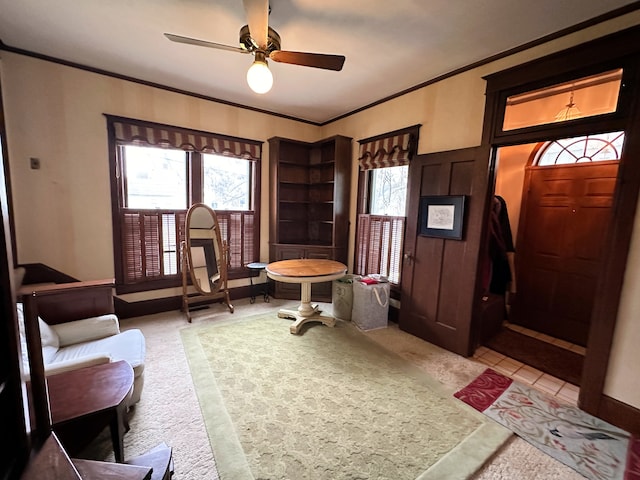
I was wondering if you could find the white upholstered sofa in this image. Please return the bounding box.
[17,277,146,404]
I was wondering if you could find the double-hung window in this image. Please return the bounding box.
[354,126,419,285]
[107,116,262,294]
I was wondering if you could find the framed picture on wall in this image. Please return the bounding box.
[419,195,466,240]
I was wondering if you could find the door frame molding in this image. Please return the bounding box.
[477,25,640,420]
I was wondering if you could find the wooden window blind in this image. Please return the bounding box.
[216,211,255,271]
[121,210,254,285]
[355,214,405,284]
[121,210,186,284]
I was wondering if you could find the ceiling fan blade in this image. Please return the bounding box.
[269,50,346,71]
[243,0,269,50]
[164,33,249,54]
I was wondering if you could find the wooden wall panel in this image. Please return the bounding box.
[419,164,442,195]
[437,160,474,331]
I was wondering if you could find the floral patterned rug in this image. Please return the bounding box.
[181,315,511,480]
[454,368,640,480]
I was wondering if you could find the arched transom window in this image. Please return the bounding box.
[535,131,625,166]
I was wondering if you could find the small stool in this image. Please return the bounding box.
[246,262,269,303]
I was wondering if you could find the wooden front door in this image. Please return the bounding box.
[399,147,485,356]
[511,162,618,346]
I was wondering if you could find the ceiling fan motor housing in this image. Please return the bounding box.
[239,25,281,54]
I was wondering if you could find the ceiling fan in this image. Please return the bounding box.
[164,0,346,94]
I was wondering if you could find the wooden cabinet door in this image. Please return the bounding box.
[275,246,305,261]
[304,247,333,260]
[303,247,333,299]
[273,246,303,298]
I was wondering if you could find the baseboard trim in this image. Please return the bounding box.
[599,394,640,435]
[115,285,253,318]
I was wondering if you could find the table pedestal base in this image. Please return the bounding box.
[278,281,336,334]
[278,306,336,334]
[266,259,346,334]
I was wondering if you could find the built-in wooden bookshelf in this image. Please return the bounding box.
[269,135,352,300]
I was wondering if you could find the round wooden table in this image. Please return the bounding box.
[266,259,347,334]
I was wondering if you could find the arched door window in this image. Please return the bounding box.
[535,131,625,166]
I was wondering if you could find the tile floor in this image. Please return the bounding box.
[472,322,583,405]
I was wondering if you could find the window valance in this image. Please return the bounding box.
[106,115,262,161]
[357,128,418,170]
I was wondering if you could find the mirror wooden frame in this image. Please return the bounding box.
[181,203,234,322]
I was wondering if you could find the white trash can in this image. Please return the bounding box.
[332,275,356,321]
[352,280,390,331]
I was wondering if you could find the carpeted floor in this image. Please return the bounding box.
[485,328,584,385]
[181,314,510,480]
[78,298,586,479]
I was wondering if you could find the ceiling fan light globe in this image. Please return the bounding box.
[247,60,273,94]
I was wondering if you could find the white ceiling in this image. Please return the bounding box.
[0,0,638,124]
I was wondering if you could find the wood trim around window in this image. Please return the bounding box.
[107,118,262,294]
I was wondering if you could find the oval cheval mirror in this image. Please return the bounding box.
[181,203,234,322]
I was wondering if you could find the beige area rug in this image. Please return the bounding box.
[181,313,510,480]
[77,298,586,479]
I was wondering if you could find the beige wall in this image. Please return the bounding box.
[605,204,640,406]
[2,12,640,405]
[0,53,317,300]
